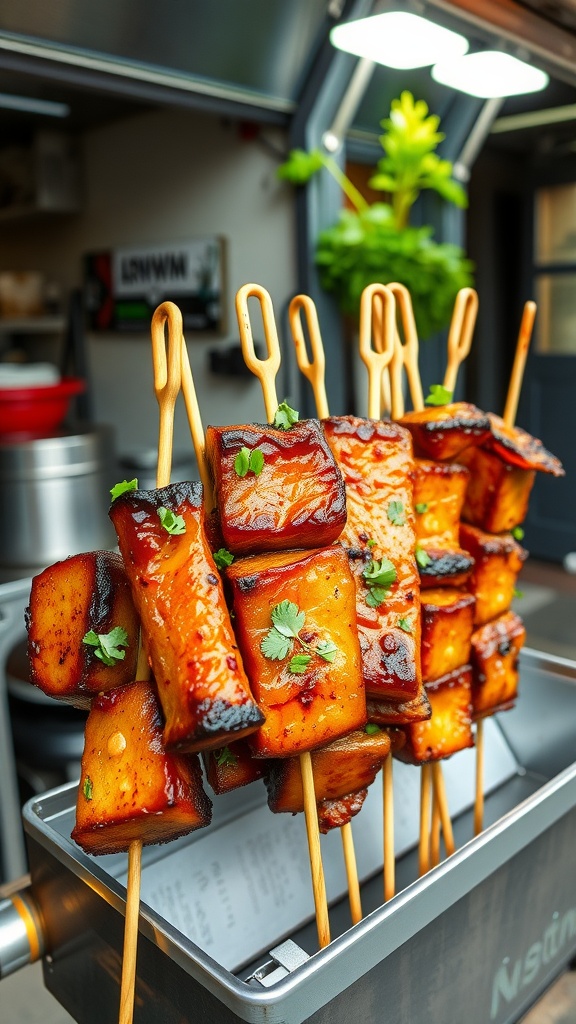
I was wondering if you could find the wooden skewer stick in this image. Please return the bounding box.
[430,789,441,869]
[431,762,455,856]
[119,302,182,1024]
[289,293,362,926]
[473,300,536,837]
[385,282,424,414]
[443,288,479,395]
[236,283,330,949]
[418,763,432,876]
[503,301,537,428]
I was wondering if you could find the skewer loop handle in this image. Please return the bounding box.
[289,295,329,419]
[151,302,183,490]
[385,282,424,413]
[444,288,478,395]
[236,283,281,421]
[359,284,396,420]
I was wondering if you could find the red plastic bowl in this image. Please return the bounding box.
[0,377,86,438]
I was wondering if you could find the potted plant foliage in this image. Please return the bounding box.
[278,91,474,340]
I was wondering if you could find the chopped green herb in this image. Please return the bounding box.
[213,548,234,570]
[215,746,238,768]
[83,776,93,801]
[83,626,129,667]
[425,384,453,407]
[261,600,340,669]
[316,639,338,663]
[365,723,381,735]
[512,526,525,541]
[289,654,312,674]
[157,506,186,535]
[365,587,389,608]
[398,617,413,633]
[387,500,405,527]
[415,503,429,514]
[363,558,397,589]
[249,448,265,476]
[513,587,524,599]
[415,546,432,569]
[273,401,299,430]
[110,478,138,501]
[234,446,265,477]
[366,538,377,549]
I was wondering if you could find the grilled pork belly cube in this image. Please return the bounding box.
[395,665,474,764]
[458,446,535,534]
[460,523,527,626]
[367,688,431,726]
[202,740,266,795]
[26,551,139,709]
[318,790,368,834]
[413,460,470,549]
[486,414,564,476]
[110,481,264,753]
[418,547,475,589]
[204,419,346,556]
[72,680,212,855]
[421,588,476,683]
[399,403,490,462]
[470,611,526,718]
[226,545,365,758]
[265,728,391,813]
[323,416,422,705]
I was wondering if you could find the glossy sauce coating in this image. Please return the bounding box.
[205,419,347,555]
[323,416,422,706]
[226,545,365,757]
[421,588,476,683]
[413,460,470,549]
[400,403,491,461]
[72,680,212,855]
[460,522,527,626]
[396,665,474,764]
[470,611,526,718]
[110,481,264,753]
[26,550,139,708]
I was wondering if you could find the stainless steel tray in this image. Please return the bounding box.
[22,648,576,1024]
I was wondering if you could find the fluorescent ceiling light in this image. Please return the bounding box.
[0,92,70,117]
[330,11,468,70]
[432,51,549,98]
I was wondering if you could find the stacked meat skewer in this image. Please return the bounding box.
[24,284,563,1024]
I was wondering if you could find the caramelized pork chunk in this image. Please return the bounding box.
[417,547,475,589]
[458,446,535,533]
[486,414,565,476]
[226,545,365,758]
[421,588,476,683]
[205,419,346,555]
[399,403,490,461]
[72,681,212,855]
[413,460,470,549]
[323,416,422,705]
[318,790,368,834]
[470,611,526,718]
[110,481,264,754]
[367,688,431,726]
[395,665,474,764]
[26,551,139,709]
[265,728,391,812]
[460,523,527,626]
[202,740,266,795]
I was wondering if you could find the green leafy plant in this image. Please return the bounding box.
[278,91,474,339]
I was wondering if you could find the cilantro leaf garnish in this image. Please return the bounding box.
[366,538,377,548]
[512,526,525,541]
[213,548,234,570]
[425,384,453,406]
[387,500,405,527]
[513,587,524,599]
[215,746,238,768]
[365,723,381,735]
[365,587,389,608]
[83,626,129,667]
[260,628,292,661]
[157,506,186,535]
[398,617,413,633]
[289,654,312,674]
[363,558,397,589]
[82,776,93,801]
[415,546,432,569]
[271,600,306,638]
[110,478,138,501]
[415,503,429,514]
[261,600,339,669]
[273,401,299,430]
[234,446,265,477]
[316,639,338,663]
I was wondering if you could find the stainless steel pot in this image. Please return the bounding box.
[0,428,116,578]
